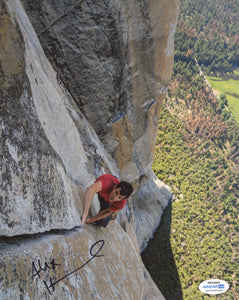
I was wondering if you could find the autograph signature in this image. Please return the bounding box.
[32,240,105,295]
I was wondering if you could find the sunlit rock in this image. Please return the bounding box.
[0,0,179,298]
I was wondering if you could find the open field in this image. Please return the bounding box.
[207,71,239,122]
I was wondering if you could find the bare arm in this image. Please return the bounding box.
[81,180,102,225]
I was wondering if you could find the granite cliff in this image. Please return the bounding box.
[0,0,179,298]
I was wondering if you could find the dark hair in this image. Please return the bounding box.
[116,181,133,198]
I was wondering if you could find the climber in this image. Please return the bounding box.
[80,174,133,227]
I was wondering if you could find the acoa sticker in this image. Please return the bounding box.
[199,279,229,295]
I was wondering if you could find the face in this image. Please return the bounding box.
[109,187,125,202]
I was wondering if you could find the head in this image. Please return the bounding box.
[108,181,134,202]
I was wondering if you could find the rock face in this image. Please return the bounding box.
[1,225,144,299]
[21,0,177,181]
[0,0,179,298]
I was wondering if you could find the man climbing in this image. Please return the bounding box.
[80,174,133,227]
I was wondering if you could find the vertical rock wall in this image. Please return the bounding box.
[20,0,178,179]
[0,0,179,298]
[1,0,118,236]
[20,0,179,250]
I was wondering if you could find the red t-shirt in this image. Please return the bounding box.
[96,174,127,212]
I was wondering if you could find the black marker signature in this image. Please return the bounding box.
[32,259,61,279]
[32,240,105,295]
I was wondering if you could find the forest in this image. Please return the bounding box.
[177,0,239,75]
[142,0,239,299]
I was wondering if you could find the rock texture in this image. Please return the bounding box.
[133,172,173,251]
[0,0,179,298]
[0,225,145,299]
[20,0,178,250]
[21,0,177,181]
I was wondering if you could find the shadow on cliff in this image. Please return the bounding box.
[141,202,183,300]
